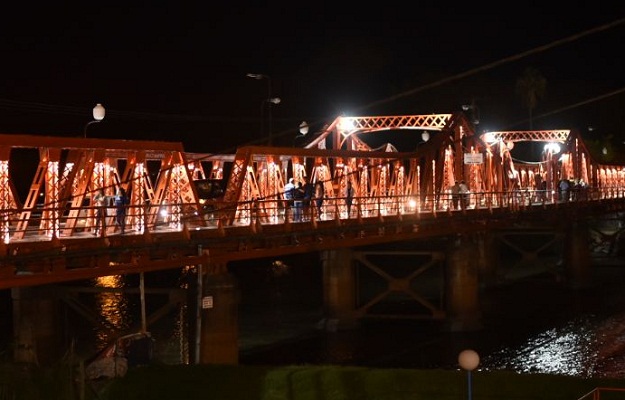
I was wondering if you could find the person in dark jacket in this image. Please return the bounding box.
[114,187,129,234]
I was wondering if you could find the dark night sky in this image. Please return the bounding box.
[1,3,624,153]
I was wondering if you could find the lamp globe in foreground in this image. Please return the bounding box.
[458,349,480,371]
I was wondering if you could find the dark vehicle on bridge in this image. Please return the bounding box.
[195,179,225,223]
[196,179,225,205]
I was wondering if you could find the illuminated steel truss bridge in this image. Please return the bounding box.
[0,112,624,288]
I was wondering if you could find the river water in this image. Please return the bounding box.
[236,257,625,379]
[2,251,625,379]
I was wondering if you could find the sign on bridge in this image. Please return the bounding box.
[464,153,483,165]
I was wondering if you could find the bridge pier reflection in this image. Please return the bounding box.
[446,235,482,331]
[11,286,61,365]
[198,267,239,365]
[477,232,498,286]
[565,221,591,289]
[319,249,359,331]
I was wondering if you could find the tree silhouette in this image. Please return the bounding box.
[515,67,547,129]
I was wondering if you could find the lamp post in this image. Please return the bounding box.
[458,349,480,400]
[83,103,106,138]
[247,73,280,145]
[264,97,281,146]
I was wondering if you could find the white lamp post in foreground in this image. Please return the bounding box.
[83,103,106,138]
[458,349,480,400]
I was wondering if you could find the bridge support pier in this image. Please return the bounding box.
[199,267,239,365]
[445,235,482,331]
[565,221,591,289]
[11,286,61,365]
[320,249,359,331]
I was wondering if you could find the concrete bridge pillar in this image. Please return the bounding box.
[445,235,482,331]
[565,221,591,289]
[11,286,61,365]
[320,249,359,331]
[199,265,240,365]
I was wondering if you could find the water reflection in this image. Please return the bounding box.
[483,311,625,379]
[72,259,625,379]
[93,275,131,349]
[483,317,597,377]
[237,263,625,379]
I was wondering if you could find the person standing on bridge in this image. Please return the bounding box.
[314,182,324,220]
[114,187,129,234]
[459,180,469,209]
[93,189,107,236]
[345,180,354,217]
[293,181,305,222]
[451,181,461,210]
[284,178,296,220]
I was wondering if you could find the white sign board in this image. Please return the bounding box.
[464,153,484,165]
[202,296,214,309]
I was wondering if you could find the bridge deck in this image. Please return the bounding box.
[2,189,624,290]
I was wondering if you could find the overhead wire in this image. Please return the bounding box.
[267,16,625,148]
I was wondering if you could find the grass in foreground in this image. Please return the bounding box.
[97,364,625,400]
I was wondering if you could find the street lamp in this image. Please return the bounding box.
[247,73,280,146]
[261,97,281,146]
[294,121,309,147]
[83,103,105,138]
[462,102,480,126]
[458,349,480,400]
[299,121,309,135]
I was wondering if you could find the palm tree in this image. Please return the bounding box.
[515,67,547,129]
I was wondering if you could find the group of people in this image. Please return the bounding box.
[284,178,316,221]
[558,178,588,202]
[92,187,129,236]
[450,180,469,210]
[283,178,355,221]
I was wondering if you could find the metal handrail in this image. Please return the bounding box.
[576,386,625,400]
[1,186,625,242]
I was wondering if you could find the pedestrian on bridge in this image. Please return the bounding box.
[284,178,296,219]
[293,181,305,222]
[558,178,571,202]
[93,189,106,236]
[114,187,129,234]
[459,180,469,209]
[314,182,324,220]
[345,180,354,217]
[451,181,461,210]
[303,180,313,220]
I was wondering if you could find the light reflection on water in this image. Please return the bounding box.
[88,272,190,364]
[482,317,599,377]
[93,275,131,349]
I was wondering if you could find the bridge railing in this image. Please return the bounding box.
[204,186,621,227]
[1,185,623,242]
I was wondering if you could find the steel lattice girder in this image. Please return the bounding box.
[483,130,571,143]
